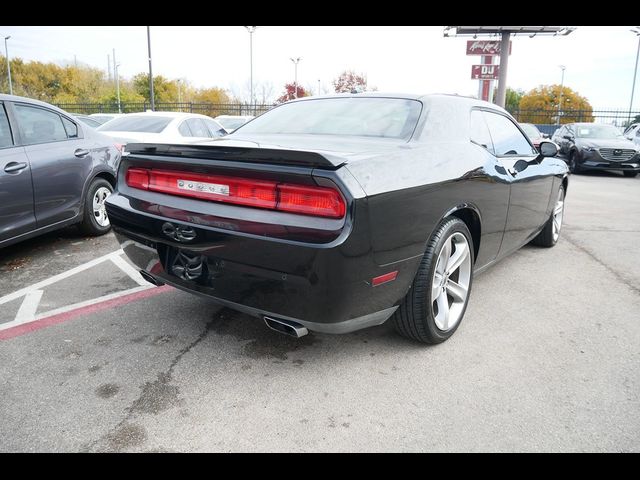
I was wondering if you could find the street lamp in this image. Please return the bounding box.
[115,63,121,114]
[147,26,155,111]
[557,65,566,126]
[4,36,12,95]
[290,57,301,98]
[628,27,640,124]
[244,26,258,111]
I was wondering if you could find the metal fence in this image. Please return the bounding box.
[510,108,640,127]
[53,102,276,117]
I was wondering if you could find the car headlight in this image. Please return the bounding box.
[582,146,596,152]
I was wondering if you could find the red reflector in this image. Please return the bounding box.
[278,184,346,219]
[372,271,398,287]
[126,168,149,190]
[125,167,346,218]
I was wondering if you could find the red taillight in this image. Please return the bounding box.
[126,168,149,190]
[125,167,346,218]
[372,271,398,287]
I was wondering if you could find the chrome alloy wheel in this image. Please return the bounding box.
[431,232,472,332]
[93,186,112,227]
[552,188,565,242]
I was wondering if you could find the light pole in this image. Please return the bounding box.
[147,26,155,111]
[628,27,640,124]
[244,26,258,112]
[557,65,566,126]
[177,79,182,111]
[290,57,301,98]
[4,36,12,95]
[318,79,321,96]
[113,49,121,114]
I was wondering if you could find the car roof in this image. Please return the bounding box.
[120,111,210,119]
[0,93,75,117]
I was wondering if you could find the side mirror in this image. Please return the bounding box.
[538,140,558,158]
[541,133,549,139]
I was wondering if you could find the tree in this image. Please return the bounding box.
[496,87,524,113]
[333,70,368,93]
[519,85,594,124]
[132,73,180,103]
[276,83,311,104]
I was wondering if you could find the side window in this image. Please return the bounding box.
[185,118,209,138]
[61,117,78,138]
[635,128,640,137]
[178,121,192,137]
[0,103,13,148]
[204,119,227,138]
[482,111,537,156]
[14,104,68,145]
[469,110,494,154]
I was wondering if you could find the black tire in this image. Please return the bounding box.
[393,217,474,344]
[78,178,113,236]
[623,171,638,178]
[568,150,581,174]
[532,185,565,248]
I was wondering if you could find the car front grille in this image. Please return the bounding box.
[598,148,637,162]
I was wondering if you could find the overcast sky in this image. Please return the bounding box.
[1,26,637,107]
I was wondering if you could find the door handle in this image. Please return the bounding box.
[74,148,90,158]
[4,161,28,173]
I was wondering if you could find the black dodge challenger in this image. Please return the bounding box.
[106,94,568,344]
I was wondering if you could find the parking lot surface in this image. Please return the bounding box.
[0,172,638,452]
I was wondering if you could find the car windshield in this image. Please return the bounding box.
[575,124,622,139]
[237,97,422,140]
[97,116,172,133]
[520,124,540,138]
[218,117,248,130]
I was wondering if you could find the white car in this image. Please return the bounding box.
[88,113,127,125]
[214,115,254,133]
[623,122,640,146]
[96,111,228,145]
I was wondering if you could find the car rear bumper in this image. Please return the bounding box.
[107,193,418,333]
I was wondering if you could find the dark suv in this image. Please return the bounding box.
[552,122,639,177]
[0,94,121,248]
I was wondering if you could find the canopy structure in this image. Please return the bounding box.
[444,26,576,107]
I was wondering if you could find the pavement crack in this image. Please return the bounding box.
[564,233,640,295]
[85,318,215,452]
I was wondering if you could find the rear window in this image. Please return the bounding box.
[238,97,422,140]
[97,116,172,133]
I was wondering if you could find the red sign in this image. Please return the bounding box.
[471,64,500,80]
[466,40,512,56]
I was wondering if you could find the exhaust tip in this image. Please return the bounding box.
[264,316,308,338]
[139,270,164,287]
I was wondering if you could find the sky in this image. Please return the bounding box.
[1,26,638,108]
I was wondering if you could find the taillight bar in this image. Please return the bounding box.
[125,168,346,219]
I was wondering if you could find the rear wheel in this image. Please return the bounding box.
[568,150,581,174]
[532,185,565,248]
[623,171,638,178]
[393,217,473,344]
[78,178,113,236]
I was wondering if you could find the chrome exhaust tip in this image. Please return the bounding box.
[139,270,164,287]
[264,316,309,338]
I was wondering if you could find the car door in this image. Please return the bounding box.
[0,101,36,242]
[12,102,92,227]
[482,110,554,256]
[553,125,567,153]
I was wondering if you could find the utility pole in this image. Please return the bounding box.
[113,49,121,113]
[556,65,566,126]
[318,79,321,96]
[147,26,155,111]
[244,26,258,113]
[107,54,111,81]
[495,32,511,108]
[629,27,640,124]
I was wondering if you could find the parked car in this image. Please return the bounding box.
[214,115,254,133]
[553,122,639,177]
[0,94,121,248]
[96,111,228,145]
[106,93,567,344]
[88,113,126,125]
[623,122,640,146]
[74,114,102,129]
[519,123,546,150]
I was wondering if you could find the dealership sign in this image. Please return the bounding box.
[466,40,512,56]
[471,64,500,80]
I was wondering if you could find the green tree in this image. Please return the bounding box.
[519,85,594,124]
[132,73,180,103]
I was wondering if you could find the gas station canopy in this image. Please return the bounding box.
[444,26,575,37]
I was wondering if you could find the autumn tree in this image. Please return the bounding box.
[333,70,369,93]
[519,85,594,124]
[493,87,524,113]
[276,83,311,104]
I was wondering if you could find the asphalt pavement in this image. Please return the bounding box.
[0,170,638,452]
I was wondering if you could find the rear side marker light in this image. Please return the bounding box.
[372,271,398,287]
[125,167,346,219]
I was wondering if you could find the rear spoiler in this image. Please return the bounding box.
[124,143,345,170]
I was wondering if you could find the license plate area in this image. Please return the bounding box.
[160,245,208,284]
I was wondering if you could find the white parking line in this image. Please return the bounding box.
[13,290,43,324]
[109,254,149,287]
